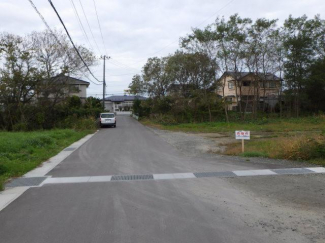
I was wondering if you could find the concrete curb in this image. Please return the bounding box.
[0,131,97,212]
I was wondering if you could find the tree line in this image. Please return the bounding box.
[129,14,325,123]
[0,30,101,130]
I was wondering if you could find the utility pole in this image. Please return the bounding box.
[101,55,110,109]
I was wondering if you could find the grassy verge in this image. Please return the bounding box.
[0,129,94,190]
[141,116,325,133]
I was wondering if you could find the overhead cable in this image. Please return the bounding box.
[48,0,102,83]
[92,0,108,55]
[70,0,94,51]
[77,0,102,53]
[28,0,101,85]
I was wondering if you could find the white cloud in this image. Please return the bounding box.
[1,0,325,97]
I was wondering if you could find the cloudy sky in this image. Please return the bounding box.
[1,0,324,97]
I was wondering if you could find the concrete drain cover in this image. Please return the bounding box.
[194,171,236,178]
[111,174,154,181]
[6,177,47,187]
[63,147,75,151]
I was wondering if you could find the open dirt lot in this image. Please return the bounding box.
[149,127,325,243]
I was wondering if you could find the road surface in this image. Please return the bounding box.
[0,115,324,243]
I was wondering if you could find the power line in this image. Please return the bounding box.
[108,73,137,77]
[109,58,140,71]
[196,0,235,27]
[48,0,102,84]
[77,0,102,54]
[92,0,108,55]
[28,0,101,86]
[69,0,94,51]
[28,0,70,57]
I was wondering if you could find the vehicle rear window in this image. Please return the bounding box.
[101,114,115,118]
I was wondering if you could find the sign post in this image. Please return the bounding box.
[235,131,250,153]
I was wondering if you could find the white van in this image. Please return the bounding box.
[99,113,116,128]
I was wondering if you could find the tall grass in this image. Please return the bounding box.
[225,134,325,166]
[0,129,93,190]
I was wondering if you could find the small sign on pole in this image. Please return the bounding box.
[235,131,250,153]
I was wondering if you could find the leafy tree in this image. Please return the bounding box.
[0,30,96,130]
[143,57,171,98]
[282,15,323,117]
[84,97,102,109]
[304,58,325,112]
[128,74,145,95]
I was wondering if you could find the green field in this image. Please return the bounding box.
[141,116,325,133]
[0,129,94,190]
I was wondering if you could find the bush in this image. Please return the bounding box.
[0,164,7,175]
[280,136,325,160]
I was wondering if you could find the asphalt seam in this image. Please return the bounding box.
[5,167,324,187]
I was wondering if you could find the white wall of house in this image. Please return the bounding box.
[104,100,134,112]
[69,84,87,98]
[104,101,114,112]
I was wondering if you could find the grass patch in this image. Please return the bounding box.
[0,129,94,190]
[224,134,325,166]
[141,116,325,133]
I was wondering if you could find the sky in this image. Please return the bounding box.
[1,0,324,98]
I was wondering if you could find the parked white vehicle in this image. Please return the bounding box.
[99,113,116,128]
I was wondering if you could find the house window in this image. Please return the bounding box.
[269,82,276,88]
[243,81,250,87]
[226,97,232,102]
[70,85,80,93]
[260,82,267,88]
[228,82,234,89]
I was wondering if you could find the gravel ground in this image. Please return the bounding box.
[149,127,312,168]
[149,127,325,243]
[226,174,325,243]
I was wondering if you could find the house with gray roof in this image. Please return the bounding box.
[104,95,146,112]
[37,74,90,103]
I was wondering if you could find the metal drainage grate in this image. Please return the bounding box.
[194,171,236,178]
[111,174,154,181]
[6,177,47,187]
[271,168,313,175]
[63,147,76,151]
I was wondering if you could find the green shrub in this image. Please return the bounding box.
[74,118,97,130]
[12,122,28,131]
[0,164,7,175]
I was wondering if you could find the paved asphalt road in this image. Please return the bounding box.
[0,115,321,243]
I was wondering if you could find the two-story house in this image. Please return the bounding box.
[37,74,90,103]
[217,72,282,111]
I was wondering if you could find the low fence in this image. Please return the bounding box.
[132,114,139,120]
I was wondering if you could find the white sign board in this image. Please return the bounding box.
[235,131,250,140]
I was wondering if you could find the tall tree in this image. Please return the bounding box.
[128,74,145,95]
[282,15,322,117]
[142,57,171,98]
